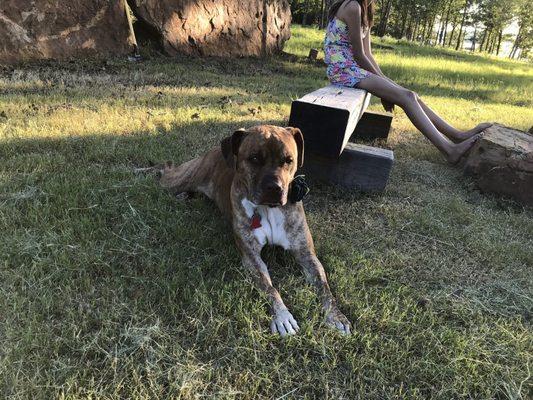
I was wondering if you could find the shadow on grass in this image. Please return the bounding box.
[2,49,529,112]
[3,119,357,326]
[1,53,327,93]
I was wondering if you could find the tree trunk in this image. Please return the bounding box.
[377,0,392,37]
[421,17,428,43]
[488,30,496,53]
[435,1,449,45]
[412,19,420,41]
[456,29,463,50]
[436,15,444,44]
[428,13,437,44]
[487,30,494,52]
[455,0,469,50]
[402,12,412,37]
[509,26,522,58]
[448,15,458,46]
[489,32,497,54]
[495,29,503,55]
[471,26,477,51]
[406,15,414,40]
[302,0,310,25]
[479,29,487,52]
[319,0,325,28]
[400,8,409,38]
[484,29,494,52]
[441,4,452,45]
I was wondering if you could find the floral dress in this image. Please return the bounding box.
[324,17,370,87]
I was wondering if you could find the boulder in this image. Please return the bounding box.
[0,0,133,64]
[464,124,533,206]
[129,0,291,57]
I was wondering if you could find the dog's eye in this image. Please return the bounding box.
[248,154,262,164]
[285,157,293,164]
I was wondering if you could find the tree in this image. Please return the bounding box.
[288,0,531,59]
[509,0,533,58]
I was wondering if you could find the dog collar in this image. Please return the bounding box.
[288,175,310,203]
[245,176,309,230]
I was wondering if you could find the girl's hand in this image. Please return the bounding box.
[381,99,395,113]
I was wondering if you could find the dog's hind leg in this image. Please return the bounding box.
[158,158,212,198]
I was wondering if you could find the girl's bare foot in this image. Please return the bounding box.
[454,122,493,141]
[446,133,483,164]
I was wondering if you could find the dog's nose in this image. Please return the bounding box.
[265,181,283,195]
[260,176,285,205]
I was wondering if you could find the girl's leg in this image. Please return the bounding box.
[382,77,491,140]
[355,74,481,164]
[416,97,492,141]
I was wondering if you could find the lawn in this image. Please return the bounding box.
[1,25,532,399]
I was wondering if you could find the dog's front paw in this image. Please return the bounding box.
[270,308,300,337]
[325,308,351,335]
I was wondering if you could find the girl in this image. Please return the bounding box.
[324,0,491,163]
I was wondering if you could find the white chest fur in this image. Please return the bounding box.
[241,198,291,249]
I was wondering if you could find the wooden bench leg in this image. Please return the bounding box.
[350,110,393,141]
[300,143,394,192]
[289,85,371,158]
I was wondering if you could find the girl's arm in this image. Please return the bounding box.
[342,2,380,75]
[363,28,395,112]
[363,34,384,76]
[363,34,402,90]
[344,3,394,111]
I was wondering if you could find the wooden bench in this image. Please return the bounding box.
[288,85,394,191]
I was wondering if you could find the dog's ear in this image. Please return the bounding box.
[220,136,234,168]
[285,127,304,167]
[221,128,248,168]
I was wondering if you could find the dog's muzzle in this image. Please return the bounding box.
[258,176,287,206]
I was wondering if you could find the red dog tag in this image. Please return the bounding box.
[250,212,262,229]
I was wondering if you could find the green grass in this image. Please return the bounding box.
[1,25,532,399]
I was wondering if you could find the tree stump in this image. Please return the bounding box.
[463,124,533,206]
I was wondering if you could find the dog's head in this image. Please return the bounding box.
[221,125,304,207]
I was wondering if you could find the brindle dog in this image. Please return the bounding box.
[159,125,351,336]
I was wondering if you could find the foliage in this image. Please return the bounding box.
[290,0,328,26]
[289,0,533,58]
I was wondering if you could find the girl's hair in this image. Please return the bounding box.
[327,0,374,28]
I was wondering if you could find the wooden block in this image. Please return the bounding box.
[300,143,394,192]
[289,85,371,158]
[463,124,533,206]
[308,48,318,60]
[351,110,393,141]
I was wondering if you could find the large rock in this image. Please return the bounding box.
[129,0,291,57]
[464,124,533,206]
[0,0,133,64]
